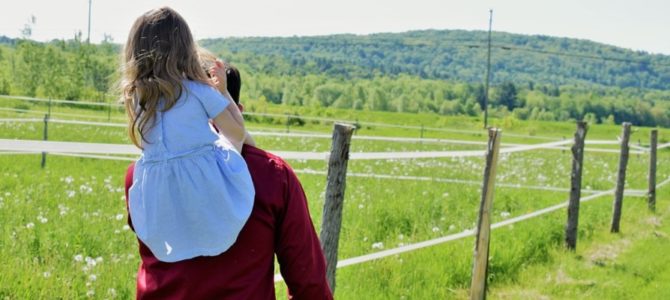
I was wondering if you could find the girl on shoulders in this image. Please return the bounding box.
[120,6,255,263]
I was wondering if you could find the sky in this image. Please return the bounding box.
[0,0,668,55]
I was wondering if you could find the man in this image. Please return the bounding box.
[124,62,333,299]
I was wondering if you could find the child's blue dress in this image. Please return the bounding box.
[128,80,255,262]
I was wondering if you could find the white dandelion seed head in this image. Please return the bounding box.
[74,254,83,262]
[371,242,384,249]
[26,222,35,229]
[85,256,96,267]
[115,214,124,221]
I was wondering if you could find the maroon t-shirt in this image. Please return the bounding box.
[124,145,333,299]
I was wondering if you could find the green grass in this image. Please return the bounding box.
[1,98,669,299]
[487,187,670,300]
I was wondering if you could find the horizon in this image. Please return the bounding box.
[0,0,668,55]
[2,28,668,58]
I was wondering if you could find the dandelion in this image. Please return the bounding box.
[448,224,456,231]
[115,214,124,221]
[43,271,51,278]
[64,176,74,184]
[88,274,97,281]
[500,211,511,218]
[74,254,83,262]
[38,215,48,224]
[95,257,103,263]
[357,204,364,209]
[108,288,117,297]
[122,225,130,231]
[432,226,440,233]
[371,242,384,249]
[85,256,97,267]
[80,184,93,194]
[26,222,35,229]
[86,290,95,297]
[66,190,76,198]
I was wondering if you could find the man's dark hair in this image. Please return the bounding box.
[225,65,241,104]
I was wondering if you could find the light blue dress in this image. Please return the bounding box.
[128,80,255,263]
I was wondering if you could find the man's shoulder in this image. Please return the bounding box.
[242,145,292,174]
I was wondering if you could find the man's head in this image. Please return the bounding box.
[197,47,242,105]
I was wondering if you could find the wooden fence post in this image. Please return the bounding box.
[648,129,658,211]
[611,122,632,233]
[320,123,355,293]
[41,114,49,168]
[285,113,290,133]
[106,93,112,122]
[470,128,502,300]
[565,121,588,250]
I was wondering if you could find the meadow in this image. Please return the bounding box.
[1,96,669,299]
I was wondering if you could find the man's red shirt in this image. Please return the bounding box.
[124,145,333,299]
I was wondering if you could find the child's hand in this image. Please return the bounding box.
[209,60,227,93]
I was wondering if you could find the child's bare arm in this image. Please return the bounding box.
[212,96,246,152]
[209,60,255,149]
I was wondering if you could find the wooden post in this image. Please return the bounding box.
[611,122,631,233]
[319,123,355,293]
[106,94,112,121]
[41,114,49,168]
[565,121,588,250]
[285,113,290,133]
[470,128,502,300]
[648,129,658,211]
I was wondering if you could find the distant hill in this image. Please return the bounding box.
[201,30,670,91]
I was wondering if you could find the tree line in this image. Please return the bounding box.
[0,29,669,127]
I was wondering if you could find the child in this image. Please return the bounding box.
[120,7,255,262]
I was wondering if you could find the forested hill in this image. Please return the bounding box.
[201,29,670,90]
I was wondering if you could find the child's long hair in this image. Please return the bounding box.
[120,7,210,149]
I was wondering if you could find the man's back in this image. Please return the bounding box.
[124,145,332,299]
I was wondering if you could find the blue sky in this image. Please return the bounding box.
[0,0,668,55]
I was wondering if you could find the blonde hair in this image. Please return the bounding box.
[197,46,218,75]
[120,7,211,149]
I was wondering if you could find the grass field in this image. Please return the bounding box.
[1,96,669,299]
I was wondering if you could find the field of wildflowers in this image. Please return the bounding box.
[1,98,669,298]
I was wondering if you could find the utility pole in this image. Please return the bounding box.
[483,9,493,129]
[87,0,92,43]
